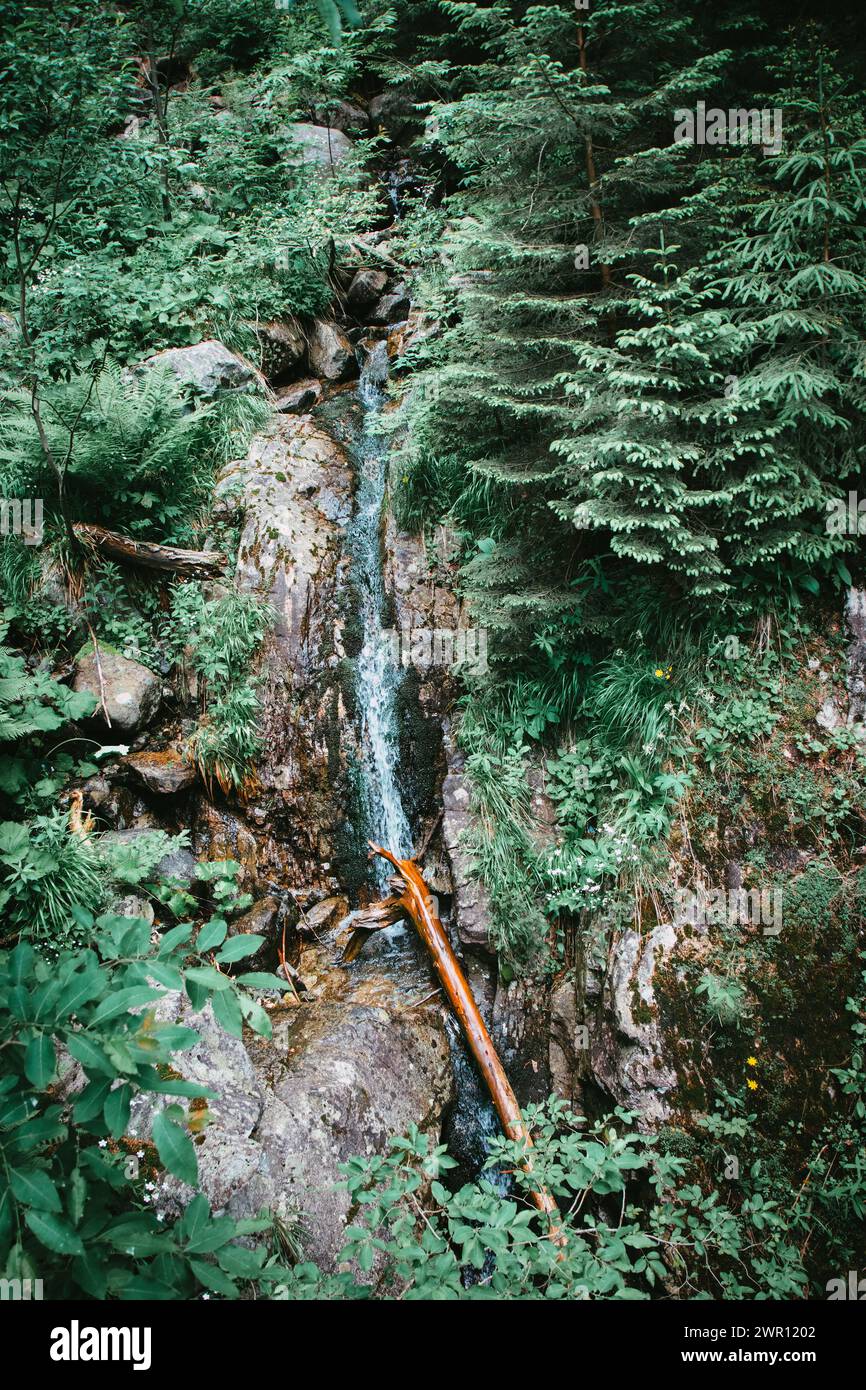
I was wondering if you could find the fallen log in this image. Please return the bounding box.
[73,523,227,578]
[363,842,565,1246]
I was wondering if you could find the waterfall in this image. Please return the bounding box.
[349,343,413,888]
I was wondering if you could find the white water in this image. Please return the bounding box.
[349,345,413,887]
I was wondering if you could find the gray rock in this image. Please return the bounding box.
[273,378,322,414]
[300,895,347,934]
[307,320,356,381]
[846,588,866,725]
[370,291,410,326]
[282,123,354,175]
[369,89,417,135]
[73,643,161,735]
[816,696,843,732]
[590,921,679,1129]
[134,986,452,1271]
[109,893,155,927]
[140,340,262,398]
[312,100,369,134]
[441,748,492,952]
[100,829,197,889]
[346,269,388,316]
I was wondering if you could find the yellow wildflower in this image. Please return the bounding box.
[654,668,664,678]
[747,1079,758,1091]
[746,1056,757,1067]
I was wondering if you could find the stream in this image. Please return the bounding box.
[348,344,413,889]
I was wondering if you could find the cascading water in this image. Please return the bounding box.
[348,342,413,889]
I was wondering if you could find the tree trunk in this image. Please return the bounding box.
[367,842,565,1245]
[73,523,226,577]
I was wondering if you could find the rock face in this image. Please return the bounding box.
[282,122,354,174]
[441,751,492,952]
[586,921,679,1129]
[307,319,356,381]
[227,895,282,973]
[213,415,358,893]
[846,588,866,724]
[73,643,162,735]
[141,340,262,398]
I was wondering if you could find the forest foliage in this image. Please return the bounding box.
[0,0,864,1300]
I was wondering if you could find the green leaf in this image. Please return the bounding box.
[211,988,244,1038]
[152,1110,198,1187]
[24,1035,56,1088]
[10,1167,62,1213]
[196,919,228,952]
[215,934,265,963]
[25,1209,85,1256]
[104,1083,132,1139]
[188,1257,238,1297]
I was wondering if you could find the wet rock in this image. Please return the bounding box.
[73,642,161,735]
[140,339,263,398]
[273,378,322,413]
[250,320,306,382]
[282,122,354,175]
[346,269,388,316]
[492,976,550,1109]
[125,749,196,796]
[370,291,411,326]
[213,417,357,893]
[307,319,356,381]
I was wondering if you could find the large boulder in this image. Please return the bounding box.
[132,960,453,1269]
[73,642,162,735]
[307,319,356,381]
[346,269,388,317]
[370,290,411,326]
[140,340,262,398]
[282,123,354,175]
